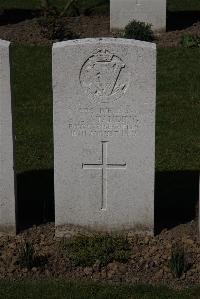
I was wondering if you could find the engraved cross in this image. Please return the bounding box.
[82,141,127,211]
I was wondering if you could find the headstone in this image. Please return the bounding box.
[0,40,16,234]
[110,0,166,32]
[53,38,156,235]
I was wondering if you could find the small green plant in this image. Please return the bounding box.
[181,34,200,48]
[39,1,77,40]
[18,240,36,270]
[40,0,78,16]
[61,234,131,267]
[18,240,48,270]
[38,14,66,40]
[169,244,187,278]
[123,19,154,42]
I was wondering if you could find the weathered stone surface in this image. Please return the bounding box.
[53,38,156,235]
[0,40,16,234]
[110,0,166,31]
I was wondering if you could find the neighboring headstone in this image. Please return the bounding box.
[53,38,156,235]
[0,40,16,234]
[110,0,166,32]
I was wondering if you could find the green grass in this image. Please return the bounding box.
[167,0,200,11]
[11,44,53,173]
[0,280,200,299]
[156,48,200,171]
[1,0,200,12]
[61,234,131,267]
[11,44,200,173]
[0,0,40,10]
[0,0,109,13]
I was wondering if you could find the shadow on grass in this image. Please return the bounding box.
[16,169,199,234]
[155,170,199,234]
[16,169,54,232]
[0,9,40,26]
[167,10,200,31]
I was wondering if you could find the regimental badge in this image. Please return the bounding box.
[80,49,130,104]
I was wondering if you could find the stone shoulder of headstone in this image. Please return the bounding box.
[0,39,16,235]
[53,38,156,236]
[53,37,156,49]
[0,39,10,47]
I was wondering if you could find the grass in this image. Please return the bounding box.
[0,0,200,12]
[0,0,109,14]
[11,44,200,173]
[169,244,187,279]
[156,48,200,171]
[61,234,131,267]
[167,0,200,11]
[11,44,53,173]
[0,280,200,299]
[0,0,40,10]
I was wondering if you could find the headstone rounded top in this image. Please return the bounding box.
[53,38,156,50]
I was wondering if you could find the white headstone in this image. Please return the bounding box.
[0,40,16,234]
[110,0,166,31]
[53,38,156,235]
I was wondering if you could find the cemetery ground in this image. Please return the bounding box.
[0,0,200,298]
[1,0,200,46]
[6,31,200,290]
[1,281,200,299]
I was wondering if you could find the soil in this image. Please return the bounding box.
[0,16,111,45]
[0,15,200,47]
[0,221,199,289]
[157,22,200,48]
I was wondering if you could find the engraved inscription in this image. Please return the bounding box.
[68,107,139,138]
[80,49,130,104]
[82,141,127,210]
